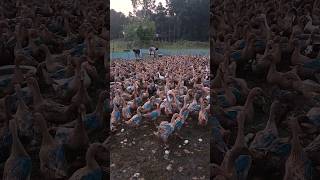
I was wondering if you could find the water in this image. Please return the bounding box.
[110,48,209,60]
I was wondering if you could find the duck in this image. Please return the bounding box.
[216,75,237,108]
[141,96,155,113]
[143,103,161,122]
[212,110,252,180]
[121,101,132,121]
[230,33,256,64]
[198,98,209,126]
[183,89,194,105]
[3,118,32,180]
[3,57,25,95]
[304,14,319,33]
[25,28,41,58]
[13,84,34,143]
[210,113,230,165]
[39,44,65,73]
[49,55,75,80]
[71,71,92,111]
[228,77,250,99]
[155,115,176,146]
[53,61,93,99]
[266,63,294,89]
[163,92,177,115]
[69,143,105,180]
[170,90,183,111]
[141,86,150,100]
[219,87,264,128]
[291,39,320,75]
[54,104,89,151]
[13,25,38,67]
[129,89,142,110]
[173,112,185,133]
[304,134,320,166]
[212,64,225,89]
[179,100,190,122]
[188,95,201,114]
[0,96,13,163]
[291,78,320,99]
[125,106,143,127]
[212,40,225,65]
[111,103,121,126]
[82,90,108,134]
[26,77,78,124]
[283,115,313,180]
[112,89,124,108]
[252,40,274,73]
[250,100,282,154]
[305,107,320,128]
[34,112,68,179]
[157,72,165,80]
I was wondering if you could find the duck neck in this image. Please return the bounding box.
[78,80,85,96]
[200,101,205,110]
[137,109,142,115]
[263,44,270,56]
[265,111,278,132]
[227,113,246,166]
[40,122,54,146]
[95,95,104,114]
[27,37,35,47]
[292,43,302,59]
[244,92,255,109]
[234,115,245,148]
[76,113,86,130]
[11,121,28,157]
[267,63,276,76]
[86,147,99,169]
[30,82,44,106]
[290,126,303,160]
[15,36,23,50]
[16,94,29,114]
[43,46,52,60]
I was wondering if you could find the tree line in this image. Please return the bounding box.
[110,0,209,43]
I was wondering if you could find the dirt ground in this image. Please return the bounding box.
[110,114,210,180]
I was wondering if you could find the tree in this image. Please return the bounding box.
[110,9,129,39]
[111,0,209,42]
[123,19,156,45]
[131,0,156,18]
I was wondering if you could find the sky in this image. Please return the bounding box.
[110,0,167,16]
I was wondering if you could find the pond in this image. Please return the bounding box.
[110,48,209,60]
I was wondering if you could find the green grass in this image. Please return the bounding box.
[110,39,209,52]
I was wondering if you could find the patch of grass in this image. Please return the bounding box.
[110,39,209,52]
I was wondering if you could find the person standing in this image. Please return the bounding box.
[133,48,141,58]
[149,46,158,57]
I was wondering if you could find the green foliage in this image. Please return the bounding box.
[110,9,129,39]
[123,19,156,45]
[111,0,209,44]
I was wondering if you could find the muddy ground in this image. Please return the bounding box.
[110,114,210,180]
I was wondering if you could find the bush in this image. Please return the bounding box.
[123,19,156,46]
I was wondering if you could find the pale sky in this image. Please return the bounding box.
[110,0,167,16]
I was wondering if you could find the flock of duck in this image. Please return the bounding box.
[0,0,109,179]
[211,0,320,179]
[110,56,210,147]
[2,0,320,179]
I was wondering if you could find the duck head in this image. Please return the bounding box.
[81,60,99,80]
[137,106,143,114]
[149,96,156,103]
[248,87,266,105]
